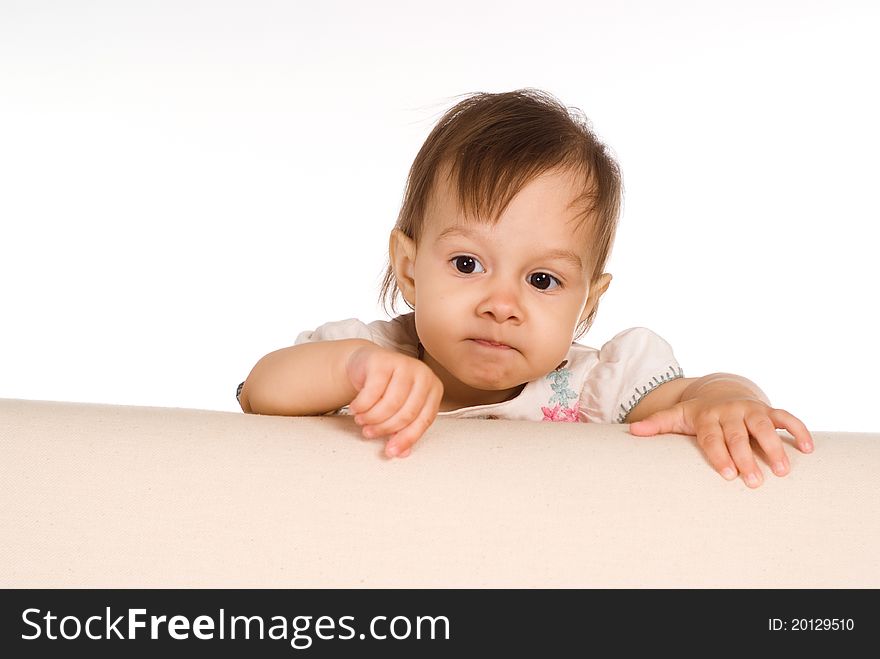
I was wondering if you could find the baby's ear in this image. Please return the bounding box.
[593,273,612,298]
[389,229,417,306]
[579,273,613,323]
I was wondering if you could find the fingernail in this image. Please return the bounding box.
[363,427,374,438]
[745,473,760,488]
[399,448,411,458]
[386,444,399,457]
[773,461,787,476]
[721,467,737,480]
[803,442,813,453]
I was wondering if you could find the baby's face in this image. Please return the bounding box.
[411,167,599,396]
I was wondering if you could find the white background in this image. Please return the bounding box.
[1,0,877,432]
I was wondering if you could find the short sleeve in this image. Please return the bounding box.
[579,327,684,424]
[294,318,374,345]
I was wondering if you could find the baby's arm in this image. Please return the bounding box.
[240,340,443,458]
[239,339,374,415]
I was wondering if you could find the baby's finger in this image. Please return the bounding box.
[720,415,763,488]
[356,370,414,432]
[385,382,442,458]
[769,408,814,454]
[695,416,737,480]
[348,362,393,415]
[746,413,789,477]
[362,374,431,439]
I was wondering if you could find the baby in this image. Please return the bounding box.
[237,89,813,488]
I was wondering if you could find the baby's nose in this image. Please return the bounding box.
[477,283,523,322]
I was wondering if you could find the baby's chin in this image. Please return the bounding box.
[428,343,553,391]
[447,361,534,392]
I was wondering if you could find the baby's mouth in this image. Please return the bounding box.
[470,338,514,350]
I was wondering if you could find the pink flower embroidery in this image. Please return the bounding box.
[541,404,581,422]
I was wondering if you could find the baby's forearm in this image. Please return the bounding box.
[679,373,771,406]
[240,339,375,416]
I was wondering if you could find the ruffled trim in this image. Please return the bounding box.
[614,365,684,423]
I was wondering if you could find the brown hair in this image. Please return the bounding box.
[379,88,622,338]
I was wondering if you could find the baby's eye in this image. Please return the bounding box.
[451,256,485,274]
[528,272,561,291]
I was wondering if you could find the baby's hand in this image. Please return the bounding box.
[345,344,444,458]
[629,398,813,488]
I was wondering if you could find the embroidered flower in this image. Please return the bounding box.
[541,404,580,422]
[546,366,578,407]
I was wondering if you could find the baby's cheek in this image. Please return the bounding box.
[535,328,574,367]
[413,308,442,341]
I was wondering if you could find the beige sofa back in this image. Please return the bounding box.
[2,398,878,587]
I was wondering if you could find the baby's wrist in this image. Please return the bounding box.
[340,340,382,387]
[681,373,771,406]
[344,340,382,367]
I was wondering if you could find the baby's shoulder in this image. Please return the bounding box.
[295,317,373,344]
[364,313,418,355]
[296,314,419,358]
[571,327,674,358]
[560,326,677,380]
